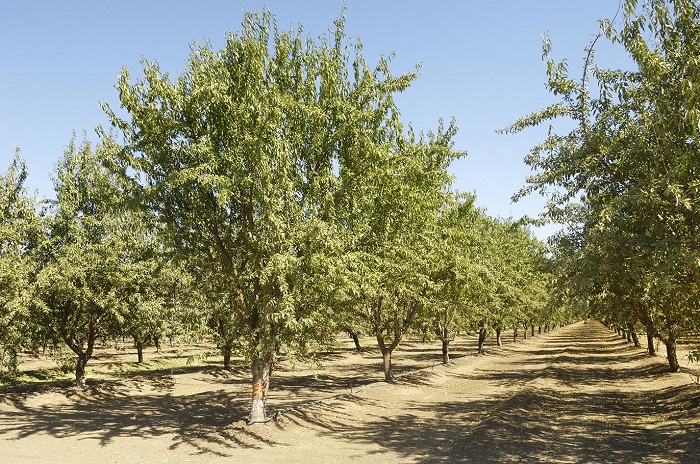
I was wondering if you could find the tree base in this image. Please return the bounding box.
[247,416,274,425]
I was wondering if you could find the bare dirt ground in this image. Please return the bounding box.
[1,321,699,463]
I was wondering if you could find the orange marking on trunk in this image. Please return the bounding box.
[252,382,266,397]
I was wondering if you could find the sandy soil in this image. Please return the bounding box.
[1,321,699,463]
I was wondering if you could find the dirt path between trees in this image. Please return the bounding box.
[1,321,699,463]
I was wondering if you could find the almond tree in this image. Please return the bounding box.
[115,215,202,363]
[34,137,124,386]
[337,122,461,382]
[425,194,487,363]
[505,0,700,372]
[102,11,441,421]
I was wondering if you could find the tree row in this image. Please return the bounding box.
[0,11,557,423]
[505,0,700,372]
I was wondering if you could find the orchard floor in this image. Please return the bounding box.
[2,321,700,463]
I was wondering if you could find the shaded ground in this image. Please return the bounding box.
[1,321,699,463]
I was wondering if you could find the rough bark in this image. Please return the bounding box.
[136,341,144,363]
[629,327,641,347]
[377,328,404,383]
[381,349,394,382]
[64,320,97,388]
[249,358,272,423]
[373,299,419,383]
[434,324,451,364]
[349,332,362,352]
[477,328,487,354]
[75,355,88,388]
[664,338,680,372]
[441,338,450,364]
[223,347,232,370]
[647,330,656,356]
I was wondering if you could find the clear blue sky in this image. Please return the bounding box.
[1,1,630,239]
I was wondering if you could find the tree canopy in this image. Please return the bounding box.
[506,0,700,371]
[0,8,559,425]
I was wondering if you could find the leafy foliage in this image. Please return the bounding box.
[0,153,41,372]
[0,8,559,419]
[506,0,700,371]
[33,137,126,385]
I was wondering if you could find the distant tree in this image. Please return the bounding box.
[425,194,485,363]
[461,217,551,353]
[34,137,124,386]
[337,122,462,382]
[114,214,199,363]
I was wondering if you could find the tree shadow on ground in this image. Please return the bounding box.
[0,384,268,456]
[0,345,442,455]
[280,383,700,462]
[0,335,460,442]
[275,322,700,463]
[287,383,700,463]
[2,322,698,462]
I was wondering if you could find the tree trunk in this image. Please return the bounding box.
[350,332,362,352]
[531,325,535,337]
[513,326,518,342]
[372,299,418,384]
[441,338,450,364]
[223,345,232,370]
[433,324,451,363]
[538,326,542,334]
[4,349,18,375]
[647,331,656,356]
[249,358,272,423]
[75,354,88,388]
[665,338,680,372]
[136,341,144,363]
[153,336,161,352]
[630,328,640,347]
[496,328,502,347]
[477,329,487,354]
[381,348,395,382]
[65,323,96,388]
